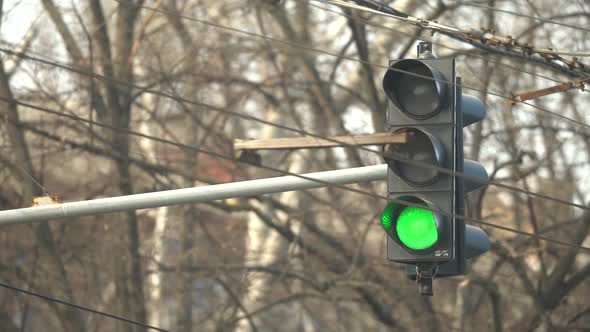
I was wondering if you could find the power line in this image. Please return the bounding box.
[3,0,585,311]
[3,3,589,222]
[2,95,590,253]
[343,0,409,18]
[308,2,564,84]
[2,47,589,213]
[315,0,590,77]
[115,1,590,130]
[316,0,463,32]
[12,163,52,197]
[328,0,590,58]
[0,281,168,332]
[452,1,590,34]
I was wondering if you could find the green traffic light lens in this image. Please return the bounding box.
[396,206,438,250]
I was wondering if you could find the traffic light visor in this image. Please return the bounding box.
[383,128,445,186]
[383,59,447,119]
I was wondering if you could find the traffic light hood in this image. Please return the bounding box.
[383,59,448,120]
[382,128,445,186]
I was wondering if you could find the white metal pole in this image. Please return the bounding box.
[0,164,387,225]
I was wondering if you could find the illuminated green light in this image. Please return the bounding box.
[396,206,438,250]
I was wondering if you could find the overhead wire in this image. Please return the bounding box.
[0,2,564,109]
[3,6,589,211]
[0,281,168,331]
[324,0,590,57]
[79,3,590,214]
[451,1,590,34]
[2,95,590,253]
[0,105,51,198]
[317,0,464,33]
[2,47,589,213]
[349,0,409,18]
[1,1,587,246]
[104,1,590,210]
[2,0,585,318]
[308,2,564,84]
[426,1,590,57]
[12,163,52,197]
[114,0,590,131]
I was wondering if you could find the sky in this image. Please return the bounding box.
[2,1,39,44]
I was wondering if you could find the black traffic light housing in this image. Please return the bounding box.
[381,43,489,295]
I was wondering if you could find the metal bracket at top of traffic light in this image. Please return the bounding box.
[380,42,490,296]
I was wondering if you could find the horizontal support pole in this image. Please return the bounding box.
[234,133,406,152]
[0,165,388,225]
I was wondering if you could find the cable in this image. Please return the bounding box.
[452,1,590,34]
[318,0,464,33]
[5,4,590,211]
[2,96,590,253]
[13,163,52,197]
[338,0,590,57]
[308,2,564,84]
[113,1,590,130]
[535,48,590,58]
[3,48,589,213]
[321,0,590,70]
[5,48,590,212]
[0,281,168,332]
[434,1,590,56]
[83,1,590,213]
[344,0,408,18]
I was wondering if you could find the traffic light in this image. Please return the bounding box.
[380,43,490,295]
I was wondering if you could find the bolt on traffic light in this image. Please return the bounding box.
[380,43,490,295]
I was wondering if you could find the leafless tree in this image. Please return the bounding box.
[0,1,588,331]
